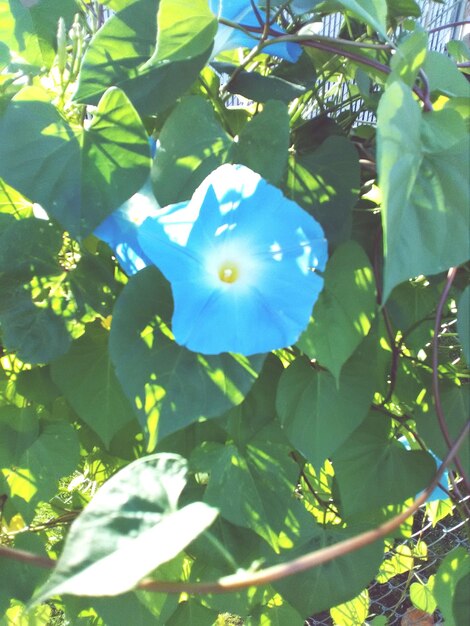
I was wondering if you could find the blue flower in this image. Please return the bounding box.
[209,0,302,63]
[94,179,159,276]
[137,164,327,355]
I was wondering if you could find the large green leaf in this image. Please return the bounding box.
[51,324,136,448]
[151,0,217,63]
[230,100,290,185]
[433,547,470,626]
[192,424,310,551]
[377,81,470,300]
[74,0,212,115]
[0,87,150,238]
[109,267,265,449]
[0,0,78,68]
[151,95,232,206]
[423,51,470,98]
[285,135,360,246]
[453,572,470,626]
[273,524,384,617]
[0,218,71,363]
[277,330,380,469]
[332,413,435,518]
[297,240,377,381]
[33,454,218,601]
[389,29,428,86]
[414,385,470,476]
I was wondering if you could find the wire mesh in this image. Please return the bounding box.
[305,501,470,625]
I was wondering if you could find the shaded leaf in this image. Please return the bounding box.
[457,286,470,364]
[298,240,377,380]
[230,100,290,185]
[51,324,136,448]
[433,547,470,626]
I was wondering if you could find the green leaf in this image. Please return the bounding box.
[376,542,427,583]
[414,385,470,477]
[151,95,232,206]
[277,329,379,469]
[0,535,48,609]
[166,600,218,626]
[453,572,470,626]
[15,367,60,405]
[273,524,384,616]
[410,576,437,614]
[230,100,290,185]
[423,51,470,98]
[74,0,212,115]
[0,218,71,363]
[377,81,470,300]
[330,590,369,626]
[212,62,308,104]
[285,136,360,247]
[0,87,150,238]
[433,547,470,626]
[332,413,435,518]
[33,454,218,601]
[193,425,306,550]
[0,0,78,68]
[389,29,428,86]
[336,0,388,39]
[151,0,217,63]
[109,267,265,449]
[51,324,136,448]
[298,240,377,381]
[386,0,421,20]
[91,591,170,625]
[457,286,470,364]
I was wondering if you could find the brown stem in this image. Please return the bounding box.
[2,420,468,595]
[432,267,470,493]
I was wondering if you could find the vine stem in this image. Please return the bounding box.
[428,20,470,34]
[1,420,468,594]
[432,267,470,493]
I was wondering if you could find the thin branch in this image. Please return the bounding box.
[2,419,468,594]
[428,20,470,34]
[432,267,470,492]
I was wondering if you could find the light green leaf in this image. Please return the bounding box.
[298,240,376,380]
[376,542,427,584]
[230,100,290,185]
[151,0,217,63]
[286,136,360,247]
[336,0,388,39]
[0,87,150,238]
[377,81,470,299]
[0,0,78,68]
[457,286,470,364]
[0,600,51,626]
[423,51,470,98]
[74,0,211,115]
[277,329,379,469]
[109,267,265,449]
[33,454,218,601]
[330,589,369,626]
[333,413,435,518]
[433,547,470,626]
[389,29,428,86]
[152,95,232,206]
[51,324,136,448]
[410,576,437,614]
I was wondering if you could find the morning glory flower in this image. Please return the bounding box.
[137,164,327,355]
[94,179,159,276]
[209,0,302,63]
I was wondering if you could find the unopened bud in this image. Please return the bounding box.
[57,17,67,73]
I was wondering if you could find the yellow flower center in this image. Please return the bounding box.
[218,261,239,283]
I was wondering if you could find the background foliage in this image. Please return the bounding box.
[0,0,469,624]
